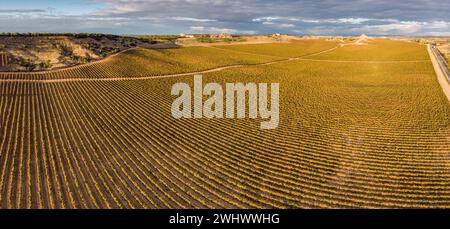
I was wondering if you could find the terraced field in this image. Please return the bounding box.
[0,39,449,209]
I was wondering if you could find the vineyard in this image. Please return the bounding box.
[0,39,336,81]
[0,39,450,208]
[0,52,7,67]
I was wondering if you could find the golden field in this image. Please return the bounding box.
[0,39,449,208]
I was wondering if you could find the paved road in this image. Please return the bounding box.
[428,44,450,102]
[431,45,450,83]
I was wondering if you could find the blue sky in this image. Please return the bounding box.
[1,0,450,35]
[1,0,100,15]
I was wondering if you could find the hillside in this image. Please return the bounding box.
[0,34,176,72]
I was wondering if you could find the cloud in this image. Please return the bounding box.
[171,17,217,22]
[426,21,450,29]
[278,24,295,28]
[357,20,450,35]
[258,18,295,28]
[190,26,205,31]
[252,17,282,22]
[359,21,423,34]
[333,18,371,24]
[253,16,398,25]
[1,0,450,35]
[0,9,47,13]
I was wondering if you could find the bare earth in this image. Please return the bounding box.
[0,35,177,72]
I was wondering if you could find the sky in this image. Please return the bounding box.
[1,0,450,36]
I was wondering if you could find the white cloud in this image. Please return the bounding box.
[252,16,448,35]
[190,26,205,31]
[253,16,399,26]
[84,17,130,21]
[425,21,450,29]
[301,19,320,23]
[172,17,217,22]
[335,18,371,24]
[279,23,295,28]
[3,1,450,35]
[255,16,296,28]
[361,21,423,34]
[302,17,398,24]
[425,31,450,36]
[252,16,281,22]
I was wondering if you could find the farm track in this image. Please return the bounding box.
[0,40,450,208]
